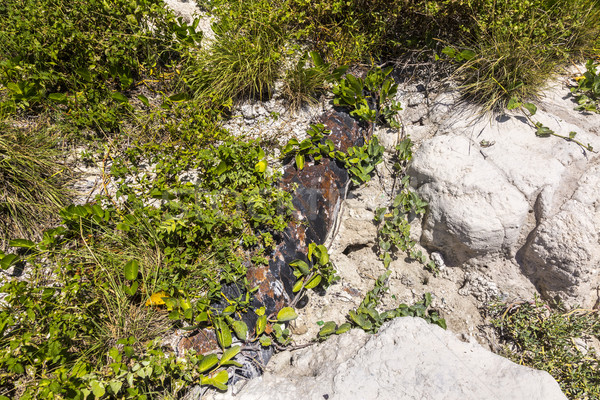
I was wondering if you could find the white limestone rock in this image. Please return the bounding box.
[408,134,529,264]
[523,161,600,307]
[207,317,566,400]
[407,80,600,276]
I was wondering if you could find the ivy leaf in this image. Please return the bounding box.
[303,274,322,290]
[215,319,232,349]
[276,307,298,322]
[295,153,305,170]
[124,259,139,281]
[231,320,248,341]
[199,354,219,373]
[219,345,241,365]
[255,314,267,336]
[523,102,537,116]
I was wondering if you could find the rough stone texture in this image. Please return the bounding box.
[522,160,600,306]
[207,317,566,400]
[407,77,600,306]
[408,134,530,265]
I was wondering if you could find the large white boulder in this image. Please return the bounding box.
[406,80,600,306]
[208,317,566,400]
[408,134,529,264]
[523,161,600,306]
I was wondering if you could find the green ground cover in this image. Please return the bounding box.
[0,0,598,398]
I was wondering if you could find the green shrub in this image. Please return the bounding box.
[0,0,180,95]
[0,0,195,132]
[0,131,295,398]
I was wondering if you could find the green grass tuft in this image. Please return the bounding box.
[0,124,71,244]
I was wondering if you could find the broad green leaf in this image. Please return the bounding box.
[309,51,324,68]
[424,293,432,307]
[213,369,229,386]
[76,68,92,82]
[215,319,232,349]
[231,320,248,340]
[441,46,456,58]
[214,161,228,175]
[523,102,537,116]
[304,274,322,290]
[290,260,310,275]
[199,354,219,373]
[123,281,138,296]
[168,92,188,102]
[223,305,236,315]
[219,346,241,365]
[48,93,67,104]
[330,65,349,81]
[111,92,129,103]
[137,95,150,107]
[535,123,553,137]
[258,334,272,346]
[506,97,520,110]
[276,307,298,322]
[6,82,21,94]
[292,278,304,292]
[254,159,267,173]
[335,323,352,334]
[295,153,305,170]
[201,371,228,391]
[109,380,122,395]
[349,311,372,331]
[318,321,337,337]
[459,49,476,61]
[255,314,267,335]
[124,259,139,281]
[90,380,105,398]
[180,298,191,311]
[9,239,35,249]
[317,245,329,265]
[0,253,19,270]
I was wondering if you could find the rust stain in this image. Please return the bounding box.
[178,328,219,354]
